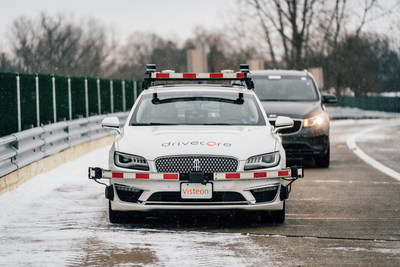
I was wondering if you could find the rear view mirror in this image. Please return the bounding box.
[102,117,121,133]
[274,116,294,134]
[322,94,337,104]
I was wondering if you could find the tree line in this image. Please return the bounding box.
[1,0,399,96]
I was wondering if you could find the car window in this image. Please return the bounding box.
[130,91,266,126]
[252,76,319,101]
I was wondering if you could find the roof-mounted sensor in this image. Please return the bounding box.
[142,64,254,90]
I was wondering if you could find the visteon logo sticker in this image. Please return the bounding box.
[162,141,232,147]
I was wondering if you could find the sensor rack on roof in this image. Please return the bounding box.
[152,72,246,79]
[142,64,254,90]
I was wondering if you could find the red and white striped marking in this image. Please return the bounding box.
[98,170,179,180]
[151,72,245,79]
[213,169,291,180]
[89,168,297,181]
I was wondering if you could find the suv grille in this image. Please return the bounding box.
[269,119,302,134]
[155,156,238,173]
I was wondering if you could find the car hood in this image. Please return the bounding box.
[261,101,322,119]
[115,126,278,161]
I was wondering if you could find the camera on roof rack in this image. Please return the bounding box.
[240,64,250,73]
[146,64,156,74]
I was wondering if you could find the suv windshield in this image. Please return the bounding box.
[252,76,318,101]
[130,91,266,126]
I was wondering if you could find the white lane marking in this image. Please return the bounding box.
[346,121,400,182]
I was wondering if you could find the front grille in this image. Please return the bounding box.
[146,191,247,205]
[155,156,238,173]
[283,143,314,158]
[270,120,302,134]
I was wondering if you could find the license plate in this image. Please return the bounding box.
[181,183,213,199]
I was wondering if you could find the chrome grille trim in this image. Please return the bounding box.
[155,155,238,173]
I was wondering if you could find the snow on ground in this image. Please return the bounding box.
[1,113,400,266]
[0,146,277,267]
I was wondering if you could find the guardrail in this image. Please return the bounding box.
[0,112,128,178]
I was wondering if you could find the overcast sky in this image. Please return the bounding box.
[0,0,233,44]
[1,0,399,51]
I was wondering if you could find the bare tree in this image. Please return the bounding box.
[0,53,17,72]
[244,0,389,69]
[115,33,187,79]
[247,0,320,69]
[9,13,111,77]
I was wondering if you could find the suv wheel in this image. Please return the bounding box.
[315,145,330,168]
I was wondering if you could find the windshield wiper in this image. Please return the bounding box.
[202,123,233,125]
[131,122,178,126]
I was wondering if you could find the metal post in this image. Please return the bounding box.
[52,76,57,123]
[110,80,114,113]
[97,78,101,115]
[68,77,72,120]
[122,80,126,111]
[85,78,89,117]
[16,74,21,132]
[133,81,137,102]
[35,74,40,127]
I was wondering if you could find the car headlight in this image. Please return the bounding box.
[244,152,280,170]
[114,152,149,170]
[303,113,327,128]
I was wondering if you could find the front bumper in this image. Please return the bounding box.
[89,167,303,212]
[282,134,329,160]
[280,122,330,160]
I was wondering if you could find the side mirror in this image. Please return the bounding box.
[274,116,294,134]
[102,117,121,133]
[322,94,337,104]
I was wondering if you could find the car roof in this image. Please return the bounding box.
[249,69,311,78]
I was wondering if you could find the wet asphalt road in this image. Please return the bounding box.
[1,119,399,266]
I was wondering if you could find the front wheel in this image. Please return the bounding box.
[109,201,129,224]
[270,201,285,223]
[315,145,330,168]
[258,201,285,224]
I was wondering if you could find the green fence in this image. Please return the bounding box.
[336,95,400,113]
[0,73,143,137]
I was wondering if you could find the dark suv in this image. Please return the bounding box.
[249,70,337,167]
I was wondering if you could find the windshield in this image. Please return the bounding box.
[130,91,266,126]
[252,76,319,101]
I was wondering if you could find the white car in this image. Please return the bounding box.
[89,64,303,223]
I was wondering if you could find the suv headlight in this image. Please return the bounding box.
[303,113,328,128]
[114,152,149,170]
[244,152,280,170]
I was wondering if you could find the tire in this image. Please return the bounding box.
[258,201,286,224]
[315,145,330,168]
[270,201,285,223]
[108,201,129,224]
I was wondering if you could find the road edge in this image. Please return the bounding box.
[0,135,115,195]
[346,121,400,181]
